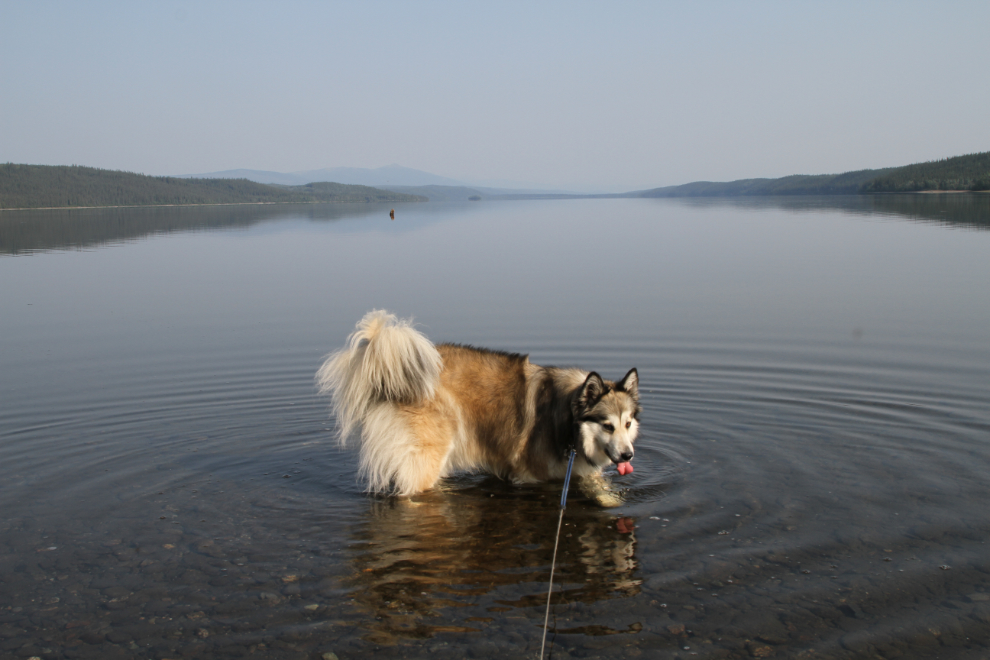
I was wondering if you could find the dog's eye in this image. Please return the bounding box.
[625,420,632,429]
[602,423,614,433]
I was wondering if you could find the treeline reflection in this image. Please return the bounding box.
[668,193,990,229]
[2,194,987,256]
[0,203,390,255]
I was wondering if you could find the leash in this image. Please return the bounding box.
[539,447,576,659]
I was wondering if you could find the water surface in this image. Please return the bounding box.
[1,196,989,659]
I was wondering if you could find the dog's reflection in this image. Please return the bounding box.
[345,480,640,642]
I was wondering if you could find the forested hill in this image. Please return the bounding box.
[636,151,990,198]
[860,152,990,192]
[0,164,426,209]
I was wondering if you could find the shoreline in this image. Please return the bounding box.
[0,199,417,213]
[2,191,987,212]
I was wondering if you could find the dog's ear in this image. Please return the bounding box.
[617,368,639,401]
[575,372,606,412]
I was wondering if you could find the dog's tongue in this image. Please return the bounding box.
[617,461,634,476]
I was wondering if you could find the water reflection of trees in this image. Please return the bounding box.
[344,481,640,643]
[0,203,389,255]
[3,194,987,255]
[667,194,990,230]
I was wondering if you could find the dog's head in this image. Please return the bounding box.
[573,369,641,473]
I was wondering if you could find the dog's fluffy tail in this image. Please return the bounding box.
[316,310,442,442]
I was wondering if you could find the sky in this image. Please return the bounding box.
[2,1,988,192]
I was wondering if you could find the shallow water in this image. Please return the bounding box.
[1,196,989,659]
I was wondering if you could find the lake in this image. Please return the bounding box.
[1,195,989,660]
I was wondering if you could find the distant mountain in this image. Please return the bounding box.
[175,169,305,186]
[178,164,467,188]
[381,184,584,201]
[301,165,467,187]
[178,164,591,200]
[633,169,891,197]
[0,164,426,210]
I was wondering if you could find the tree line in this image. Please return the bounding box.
[860,152,990,192]
[639,151,990,198]
[0,164,426,209]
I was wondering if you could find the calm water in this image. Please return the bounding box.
[1,196,989,660]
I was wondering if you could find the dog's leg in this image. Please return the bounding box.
[392,446,446,495]
[389,409,455,496]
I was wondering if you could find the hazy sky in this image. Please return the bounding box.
[2,1,988,192]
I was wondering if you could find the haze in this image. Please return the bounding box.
[2,1,988,192]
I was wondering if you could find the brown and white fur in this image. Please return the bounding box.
[316,310,641,506]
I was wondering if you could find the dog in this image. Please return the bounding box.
[316,311,640,505]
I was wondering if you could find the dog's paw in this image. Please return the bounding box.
[578,473,625,508]
[593,489,625,508]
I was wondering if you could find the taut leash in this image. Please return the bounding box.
[539,447,576,659]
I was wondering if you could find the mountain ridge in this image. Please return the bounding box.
[177,164,466,188]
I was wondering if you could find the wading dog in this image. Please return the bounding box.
[316,311,640,505]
